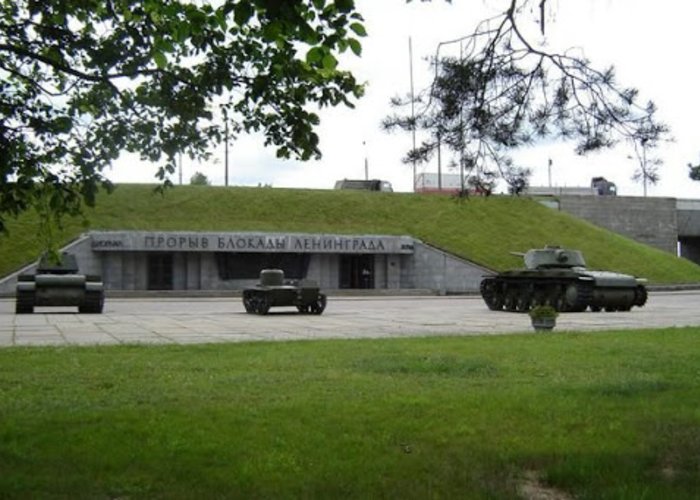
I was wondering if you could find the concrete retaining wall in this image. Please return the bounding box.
[402,242,488,294]
[557,195,678,254]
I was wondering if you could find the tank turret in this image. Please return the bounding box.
[242,269,327,315]
[480,246,647,313]
[521,246,587,269]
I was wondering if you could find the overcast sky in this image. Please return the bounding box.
[108,0,700,199]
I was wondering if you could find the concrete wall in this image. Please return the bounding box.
[557,195,678,254]
[402,242,488,294]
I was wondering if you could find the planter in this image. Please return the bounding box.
[528,305,558,332]
[531,316,556,331]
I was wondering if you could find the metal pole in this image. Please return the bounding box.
[437,132,442,191]
[363,141,369,180]
[409,37,417,192]
[642,143,647,197]
[224,115,229,187]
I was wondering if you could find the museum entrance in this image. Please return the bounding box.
[339,254,374,289]
[147,253,174,290]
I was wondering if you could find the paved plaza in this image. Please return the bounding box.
[0,291,697,347]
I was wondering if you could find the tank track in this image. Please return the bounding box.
[243,290,271,315]
[78,291,104,314]
[243,289,327,315]
[480,277,594,313]
[634,285,648,307]
[15,291,35,314]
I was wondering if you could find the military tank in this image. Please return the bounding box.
[479,246,647,313]
[15,252,104,314]
[242,269,327,315]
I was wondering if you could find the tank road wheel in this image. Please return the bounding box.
[491,292,505,311]
[256,295,270,315]
[480,278,503,311]
[515,286,534,312]
[242,292,255,313]
[547,289,566,312]
[503,288,518,312]
[310,294,327,315]
[590,305,602,313]
[562,284,579,312]
[634,285,648,307]
[296,305,310,314]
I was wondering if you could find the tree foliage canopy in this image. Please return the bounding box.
[384,0,669,193]
[0,0,366,231]
[189,171,210,186]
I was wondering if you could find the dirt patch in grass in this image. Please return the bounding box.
[517,470,574,500]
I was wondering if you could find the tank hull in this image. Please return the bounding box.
[242,269,327,315]
[480,272,647,313]
[15,254,104,314]
[16,276,104,314]
[480,247,648,313]
[242,287,327,315]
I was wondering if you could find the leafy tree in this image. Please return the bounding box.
[189,171,210,186]
[384,0,669,193]
[502,164,531,196]
[689,162,700,182]
[0,0,366,232]
[466,172,496,197]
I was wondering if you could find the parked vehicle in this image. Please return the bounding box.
[15,252,104,314]
[591,176,617,196]
[242,269,327,315]
[479,246,647,313]
[334,179,393,192]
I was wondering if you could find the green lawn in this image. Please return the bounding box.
[2,184,700,283]
[1,328,699,498]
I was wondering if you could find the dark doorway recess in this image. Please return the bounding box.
[216,253,310,280]
[148,253,174,290]
[340,255,374,289]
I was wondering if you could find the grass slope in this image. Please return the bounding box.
[1,328,699,498]
[1,184,699,283]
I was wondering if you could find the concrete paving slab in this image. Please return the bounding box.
[0,292,698,347]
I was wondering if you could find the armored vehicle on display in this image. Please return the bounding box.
[479,246,647,313]
[15,252,104,314]
[242,269,327,315]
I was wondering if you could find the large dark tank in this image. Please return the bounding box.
[479,246,647,313]
[15,252,105,314]
[242,269,327,315]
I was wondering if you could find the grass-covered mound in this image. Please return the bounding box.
[1,328,699,498]
[1,184,699,283]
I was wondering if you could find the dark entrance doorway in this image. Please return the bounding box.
[340,255,374,289]
[148,253,174,290]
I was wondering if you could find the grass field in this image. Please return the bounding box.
[1,327,699,498]
[2,184,700,283]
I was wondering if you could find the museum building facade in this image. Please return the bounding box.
[1,230,488,294]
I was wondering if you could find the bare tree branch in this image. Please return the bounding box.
[385,0,670,194]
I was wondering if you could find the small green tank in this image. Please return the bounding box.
[479,246,647,313]
[242,269,327,315]
[15,252,105,314]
